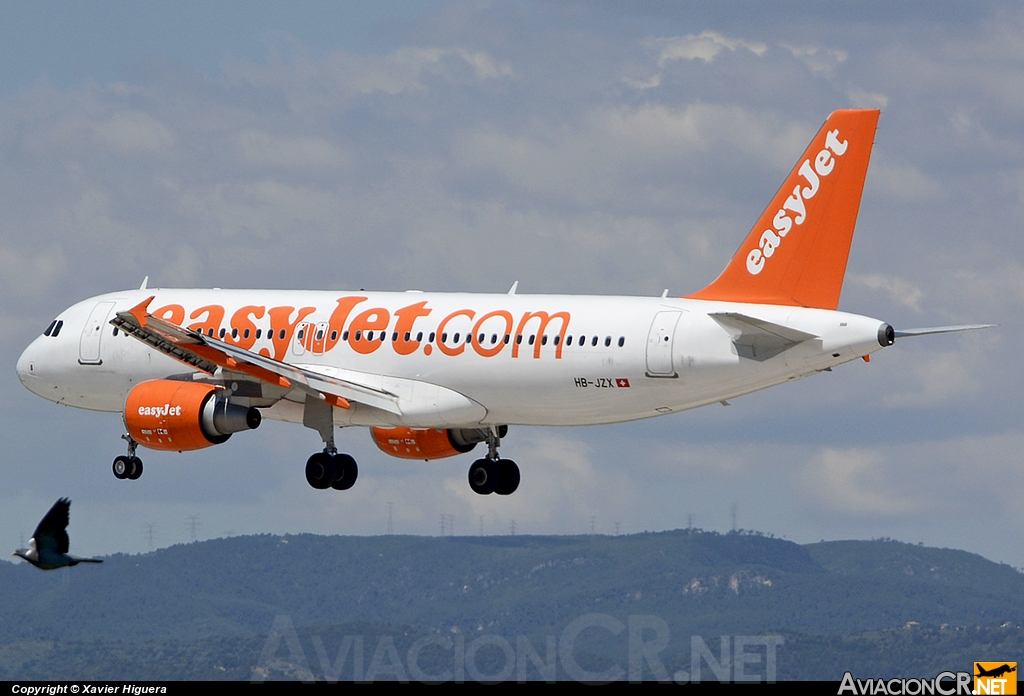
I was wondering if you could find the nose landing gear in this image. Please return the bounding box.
[468,427,519,495]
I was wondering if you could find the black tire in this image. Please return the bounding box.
[468,458,498,495]
[127,457,144,480]
[305,452,336,490]
[330,454,358,491]
[112,456,131,480]
[494,459,520,495]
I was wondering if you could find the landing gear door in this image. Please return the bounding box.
[646,311,681,377]
[79,301,116,365]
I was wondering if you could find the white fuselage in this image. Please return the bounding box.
[16,288,889,430]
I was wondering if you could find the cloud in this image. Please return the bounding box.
[652,31,768,65]
[238,130,346,169]
[0,244,67,297]
[851,274,924,312]
[882,349,980,408]
[802,447,920,516]
[780,43,847,77]
[866,162,943,203]
[94,111,174,153]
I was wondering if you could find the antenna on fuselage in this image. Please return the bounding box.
[508,281,518,295]
[139,276,149,290]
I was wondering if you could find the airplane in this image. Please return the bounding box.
[15,109,991,496]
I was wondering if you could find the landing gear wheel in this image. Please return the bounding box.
[305,452,336,490]
[468,458,499,495]
[113,456,131,480]
[330,453,358,491]
[126,456,143,480]
[494,459,520,495]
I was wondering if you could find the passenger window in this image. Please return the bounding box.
[112,327,118,336]
[355,331,363,341]
[297,329,305,340]
[416,332,423,342]
[529,335,535,345]
[232,328,239,339]
[316,329,323,340]
[465,334,472,344]
[618,336,625,347]
[604,336,611,347]
[366,331,374,341]
[279,329,286,340]
[541,335,548,345]
[429,332,436,342]
[404,332,411,341]
[503,334,510,344]
[257,329,262,339]
[453,332,460,343]
[244,328,251,339]
[219,328,226,339]
[579,335,585,346]
[393,332,399,341]
[331,330,338,341]
[516,335,522,345]
[343,331,349,341]
[591,336,598,347]
[553,335,560,345]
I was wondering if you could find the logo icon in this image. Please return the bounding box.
[975,662,1017,695]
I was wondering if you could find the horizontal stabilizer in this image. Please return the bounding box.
[710,312,817,361]
[894,324,996,338]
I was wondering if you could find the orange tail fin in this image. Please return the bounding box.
[688,109,880,310]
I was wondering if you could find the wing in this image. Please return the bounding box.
[33,498,71,555]
[111,296,403,415]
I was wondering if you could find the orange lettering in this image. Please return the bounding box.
[267,306,316,360]
[322,296,367,353]
[472,310,513,358]
[152,304,185,325]
[226,305,265,350]
[392,301,433,356]
[348,307,391,355]
[513,311,571,359]
[187,305,226,337]
[436,309,475,356]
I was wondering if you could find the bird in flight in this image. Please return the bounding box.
[12,498,103,570]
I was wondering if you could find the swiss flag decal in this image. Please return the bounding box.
[616,378,630,388]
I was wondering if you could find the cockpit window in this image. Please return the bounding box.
[51,320,63,337]
[43,320,56,336]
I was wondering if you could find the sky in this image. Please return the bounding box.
[1,1,1022,570]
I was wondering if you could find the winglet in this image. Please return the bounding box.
[127,296,156,328]
[688,109,880,310]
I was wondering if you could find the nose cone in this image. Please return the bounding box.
[17,336,48,398]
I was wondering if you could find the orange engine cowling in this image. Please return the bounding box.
[371,427,481,461]
[124,379,261,452]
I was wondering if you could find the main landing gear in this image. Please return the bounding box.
[302,395,358,491]
[468,427,519,496]
[305,450,358,491]
[112,434,143,481]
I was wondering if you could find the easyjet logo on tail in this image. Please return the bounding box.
[746,128,848,275]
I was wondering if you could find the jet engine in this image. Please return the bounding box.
[371,426,505,461]
[123,379,261,451]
